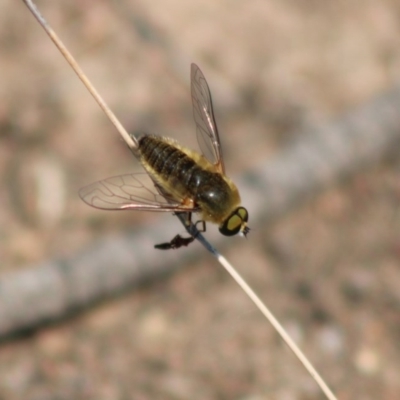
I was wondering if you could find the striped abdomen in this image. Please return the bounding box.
[137,135,240,222]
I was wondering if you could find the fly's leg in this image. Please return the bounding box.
[154,234,195,250]
[154,214,206,250]
[192,220,206,235]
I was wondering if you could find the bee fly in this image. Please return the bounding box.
[80,64,249,249]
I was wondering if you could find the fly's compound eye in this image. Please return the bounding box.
[219,207,249,236]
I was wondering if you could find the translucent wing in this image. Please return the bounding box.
[79,173,196,212]
[191,63,225,174]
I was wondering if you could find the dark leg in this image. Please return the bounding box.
[154,216,206,250]
[154,234,195,250]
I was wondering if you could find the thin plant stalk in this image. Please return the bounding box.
[21,1,337,399]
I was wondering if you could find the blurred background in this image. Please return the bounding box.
[1,0,400,398]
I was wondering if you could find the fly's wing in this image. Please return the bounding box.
[79,173,196,212]
[191,63,225,174]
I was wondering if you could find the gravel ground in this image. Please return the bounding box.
[1,0,400,399]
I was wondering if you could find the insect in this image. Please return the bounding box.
[79,64,249,249]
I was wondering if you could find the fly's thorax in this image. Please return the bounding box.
[197,175,242,224]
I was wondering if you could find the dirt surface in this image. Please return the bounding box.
[1,0,400,399]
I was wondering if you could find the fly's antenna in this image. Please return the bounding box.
[21,2,336,399]
[21,0,138,152]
